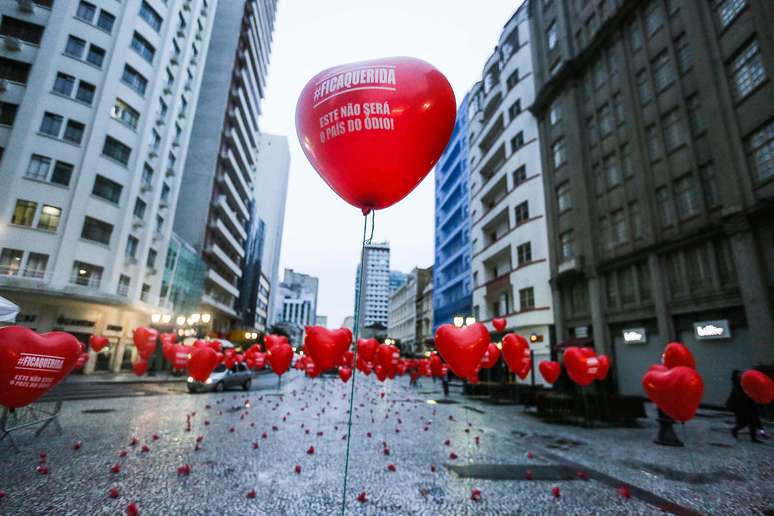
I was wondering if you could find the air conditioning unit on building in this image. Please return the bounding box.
[17,0,34,13]
[163,86,172,95]
[159,201,169,209]
[4,37,21,51]
[195,33,203,41]
[183,4,191,11]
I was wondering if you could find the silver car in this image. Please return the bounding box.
[187,363,252,393]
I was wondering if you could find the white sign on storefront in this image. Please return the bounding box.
[622,328,646,344]
[694,320,731,340]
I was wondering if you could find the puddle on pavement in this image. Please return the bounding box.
[622,459,743,484]
[81,408,115,414]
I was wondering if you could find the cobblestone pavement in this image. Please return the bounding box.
[0,371,772,515]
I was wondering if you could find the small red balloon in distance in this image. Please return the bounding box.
[73,441,81,450]
[552,487,561,498]
[662,341,695,369]
[141,444,150,453]
[89,335,109,352]
[741,370,774,405]
[303,326,352,371]
[538,361,561,384]
[296,57,456,211]
[132,327,158,360]
[267,342,293,376]
[563,347,599,387]
[479,343,500,369]
[492,318,507,332]
[357,492,368,503]
[0,490,6,499]
[338,366,352,383]
[642,365,704,422]
[131,358,148,377]
[470,489,482,502]
[0,327,82,409]
[501,333,528,374]
[435,323,490,378]
[246,489,256,499]
[74,352,89,370]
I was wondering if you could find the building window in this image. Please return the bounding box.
[155,215,164,233]
[141,283,151,302]
[559,231,574,260]
[646,124,661,161]
[72,261,103,287]
[547,21,558,50]
[599,103,613,135]
[517,242,532,265]
[699,162,720,208]
[611,209,628,246]
[92,175,122,204]
[126,235,138,258]
[117,275,131,296]
[24,253,48,278]
[131,32,155,63]
[76,1,97,23]
[593,59,606,89]
[40,112,63,137]
[25,154,50,181]
[549,100,561,126]
[97,10,115,33]
[142,163,153,187]
[604,154,622,188]
[674,175,700,219]
[662,109,686,152]
[0,101,17,126]
[111,99,140,130]
[519,287,535,311]
[147,248,157,269]
[630,202,644,240]
[0,56,32,84]
[51,161,74,186]
[81,216,113,245]
[612,94,625,126]
[139,1,163,32]
[636,69,652,104]
[37,205,61,232]
[0,248,23,276]
[621,143,634,178]
[122,65,148,96]
[507,69,519,89]
[511,132,524,152]
[508,100,521,120]
[53,72,75,96]
[713,0,746,29]
[513,165,527,185]
[515,201,530,224]
[715,239,737,285]
[656,187,675,227]
[557,181,572,212]
[552,138,566,168]
[644,0,663,37]
[133,198,147,219]
[160,183,170,202]
[652,52,675,92]
[675,34,691,74]
[76,81,96,105]
[64,35,86,59]
[11,199,36,226]
[686,94,705,135]
[102,136,131,165]
[729,39,766,100]
[86,44,105,68]
[630,22,643,52]
[746,119,773,182]
[63,120,85,144]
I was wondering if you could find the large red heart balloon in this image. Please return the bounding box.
[501,333,528,374]
[267,342,293,376]
[492,319,507,332]
[741,370,774,405]
[375,365,388,382]
[264,334,288,351]
[171,345,189,370]
[429,354,444,377]
[662,342,695,369]
[296,57,456,211]
[357,338,379,363]
[338,366,353,383]
[435,323,490,379]
[133,327,158,360]
[538,361,561,384]
[516,356,532,380]
[132,358,148,377]
[89,335,109,352]
[563,347,599,387]
[479,343,501,369]
[159,332,177,345]
[162,341,176,363]
[188,347,218,382]
[642,366,703,422]
[595,355,611,380]
[304,327,352,372]
[0,327,81,409]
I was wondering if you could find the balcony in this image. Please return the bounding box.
[224,149,252,200]
[207,242,243,278]
[202,291,238,317]
[206,268,240,298]
[212,218,245,258]
[476,145,507,185]
[215,196,247,240]
[0,35,38,63]
[218,171,249,219]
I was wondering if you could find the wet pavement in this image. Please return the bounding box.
[0,371,772,515]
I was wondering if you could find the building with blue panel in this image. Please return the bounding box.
[432,93,473,333]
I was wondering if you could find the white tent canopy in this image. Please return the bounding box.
[0,296,19,323]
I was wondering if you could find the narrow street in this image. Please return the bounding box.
[1,372,771,515]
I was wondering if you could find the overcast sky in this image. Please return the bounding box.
[260,0,523,329]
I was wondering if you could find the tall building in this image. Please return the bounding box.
[387,266,431,355]
[0,0,216,372]
[273,268,318,344]
[389,270,407,294]
[468,2,554,374]
[433,92,474,333]
[354,241,391,329]
[529,0,774,404]
[173,0,278,334]
[239,133,289,333]
[315,315,327,328]
[416,280,434,353]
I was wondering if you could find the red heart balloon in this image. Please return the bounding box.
[375,365,388,382]
[0,327,81,409]
[159,332,177,345]
[171,345,189,370]
[356,357,373,375]
[492,319,507,332]
[516,356,532,380]
[642,365,703,422]
[89,335,109,352]
[468,374,480,384]
[296,57,456,211]
[267,342,293,376]
[340,350,355,368]
[305,359,322,378]
[662,342,695,369]
[162,341,176,363]
[251,352,266,370]
[435,323,490,379]
[74,352,89,370]
[595,355,611,380]
[501,333,528,374]
[741,370,774,405]
[429,354,444,377]
[304,327,352,372]
[207,340,222,353]
[479,343,501,369]
[538,361,561,384]
[132,358,148,377]
[132,327,158,360]
[357,338,379,363]
[338,367,353,383]
[188,347,218,382]
[563,347,598,387]
[264,334,288,351]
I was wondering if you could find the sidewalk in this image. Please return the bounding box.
[66,372,187,384]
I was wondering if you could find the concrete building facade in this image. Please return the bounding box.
[468,1,554,373]
[354,241,391,329]
[387,266,431,355]
[529,0,774,404]
[273,267,318,345]
[0,0,216,372]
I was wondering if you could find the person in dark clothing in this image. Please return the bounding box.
[727,370,763,443]
[442,374,449,397]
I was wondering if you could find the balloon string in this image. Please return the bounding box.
[340,210,374,516]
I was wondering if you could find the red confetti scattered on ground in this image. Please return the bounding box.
[383,448,390,455]
[141,445,150,453]
[306,446,315,455]
[35,465,48,475]
[527,452,533,459]
[470,489,482,501]
[130,438,139,446]
[431,464,437,472]
[444,439,450,446]
[252,442,259,449]
[177,464,191,475]
[119,450,128,458]
[387,464,396,472]
[449,452,458,460]
[152,434,159,441]
[246,489,256,499]
[126,502,139,515]
[618,486,631,499]
[526,470,533,480]
[576,471,588,480]
[357,492,368,503]
[111,464,121,474]
[0,490,6,499]
[552,487,561,498]
[109,487,120,499]
[73,442,81,450]
[294,464,302,474]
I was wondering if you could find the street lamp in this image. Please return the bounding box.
[201,313,211,324]
[151,313,162,324]
[453,316,464,328]
[465,316,476,326]
[176,316,186,326]
[161,314,172,324]
[190,313,201,324]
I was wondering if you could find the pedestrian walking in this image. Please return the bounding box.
[727,370,763,443]
[442,373,449,398]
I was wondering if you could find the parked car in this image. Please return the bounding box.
[187,363,252,393]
